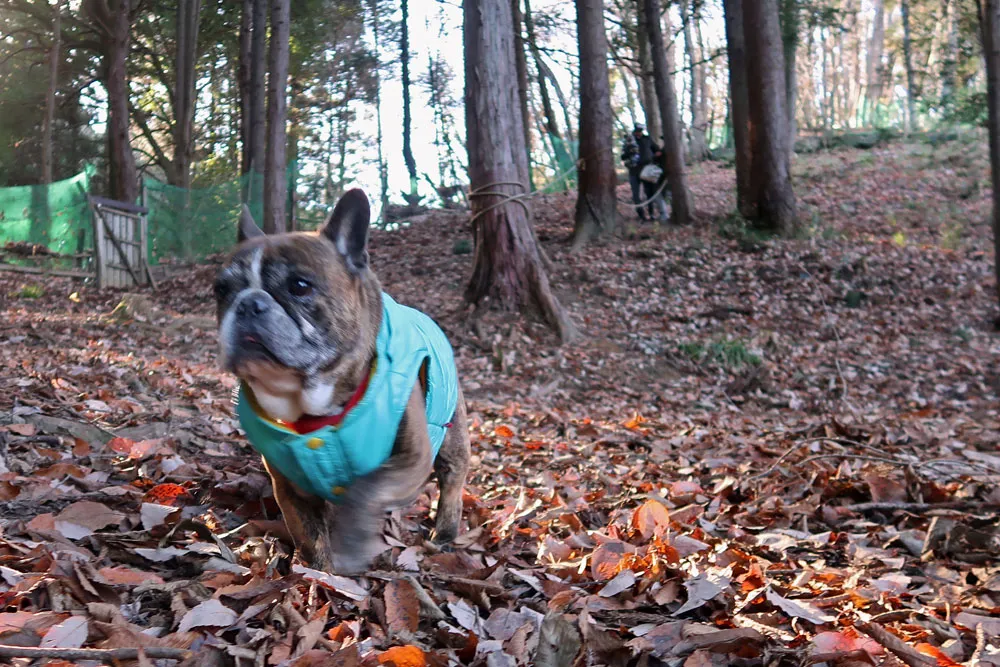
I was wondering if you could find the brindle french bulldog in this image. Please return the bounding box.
[215,189,470,574]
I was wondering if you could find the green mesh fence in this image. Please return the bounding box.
[0,163,300,266]
[144,163,297,262]
[0,165,96,258]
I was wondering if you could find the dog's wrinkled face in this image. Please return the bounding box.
[215,189,379,422]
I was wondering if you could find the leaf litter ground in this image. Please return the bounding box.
[0,138,999,666]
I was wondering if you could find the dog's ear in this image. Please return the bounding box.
[321,189,370,273]
[239,204,265,240]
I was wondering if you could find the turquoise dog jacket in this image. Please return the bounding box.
[236,294,459,502]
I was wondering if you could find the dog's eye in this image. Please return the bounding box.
[214,279,229,300]
[289,277,313,298]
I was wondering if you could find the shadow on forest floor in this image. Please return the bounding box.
[0,137,997,665]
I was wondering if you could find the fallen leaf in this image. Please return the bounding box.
[765,588,835,625]
[384,579,420,635]
[291,565,369,601]
[631,499,670,541]
[140,503,179,530]
[177,599,238,632]
[377,645,426,666]
[40,616,88,649]
[676,571,732,615]
[7,423,36,436]
[53,501,124,540]
[598,569,636,597]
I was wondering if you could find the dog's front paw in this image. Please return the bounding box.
[330,535,388,575]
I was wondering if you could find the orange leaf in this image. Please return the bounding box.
[377,645,426,667]
[98,566,164,586]
[142,483,191,506]
[916,643,961,666]
[623,413,646,430]
[494,425,515,438]
[107,437,136,455]
[631,499,670,541]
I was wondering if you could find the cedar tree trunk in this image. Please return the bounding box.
[464,0,575,342]
[744,0,797,234]
[263,0,289,233]
[643,0,692,225]
[723,0,752,216]
[572,0,617,246]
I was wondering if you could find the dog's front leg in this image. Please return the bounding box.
[332,381,434,573]
[263,458,338,569]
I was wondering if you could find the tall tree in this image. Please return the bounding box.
[368,0,389,223]
[779,0,798,152]
[900,0,918,132]
[84,0,138,203]
[573,0,617,246]
[680,1,709,160]
[744,0,797,234]
[865,0,886,125]
[524,0,571,174]
[249,0,267,179]
[635,0,660,141]
[643,0,692,225]
[263,0,289,233]
[238,0,252,178]
[172,0,201,192]
[942,0,959,105]
[980,0,1000,315]
[401,0,418,198]
[724,0,752,217]
[41,0,61,185]
[512,0,533,189]
[463,0,575,341]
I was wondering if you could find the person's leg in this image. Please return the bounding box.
[629,170,647,220]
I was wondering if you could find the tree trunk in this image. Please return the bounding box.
[942,0,959,104]
[643,0,692,225]
[635,0,661,141]
[622,67,638,126]
[512,0,533,189]
[41,0,61,185]
[694,2,710,147]
[680,1,708,160]
[524,0,571,173]
[980,0,1000,313]
[263,0,289,234]
[901,0,918,132]
[572,0,617,247]
[723,0,752,217]
[172,0,201,190]
[238,0,252,178]
[779,0,797,154]
[866,0,885,125]
[744,0,797,234]
[249,0,267,179]
[371,0,389,223]
[105,0,137,203]
[401,0,418,197]
[463,0,575,342]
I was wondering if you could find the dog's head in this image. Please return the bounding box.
[215,189,382,422]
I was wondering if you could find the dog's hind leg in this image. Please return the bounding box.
[431,387,471,545]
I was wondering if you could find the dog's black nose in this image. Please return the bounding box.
[237,293,270,317]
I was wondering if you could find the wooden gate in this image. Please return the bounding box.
[88,196,155,290]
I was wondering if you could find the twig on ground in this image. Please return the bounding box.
[805,649,877,666]
[403,574,448,621]
[856,621,936,667]
[0,645,190,662]
[845,501,1000,513]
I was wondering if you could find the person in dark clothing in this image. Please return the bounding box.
[621,124,667,221]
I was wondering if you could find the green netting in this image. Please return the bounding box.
[144,163,297,261]
[0,165,96,256]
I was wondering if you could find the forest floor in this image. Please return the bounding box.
[0,135,999,667]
